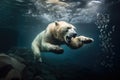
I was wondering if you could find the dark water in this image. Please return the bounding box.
[0,0,120,80]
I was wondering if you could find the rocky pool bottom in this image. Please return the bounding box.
[0,47,119,80]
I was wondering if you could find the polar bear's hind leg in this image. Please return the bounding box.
[31,43,42,62]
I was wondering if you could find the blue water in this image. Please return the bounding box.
[0,0,120,80]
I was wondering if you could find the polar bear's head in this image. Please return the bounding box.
[53,21,77,44]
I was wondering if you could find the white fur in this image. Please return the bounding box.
[31,21,76,62]
[31,21,93,62]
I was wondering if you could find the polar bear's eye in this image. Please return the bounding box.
[67,27,71,29]
[64,28,68,32]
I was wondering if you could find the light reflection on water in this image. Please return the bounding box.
[27,0,103,23]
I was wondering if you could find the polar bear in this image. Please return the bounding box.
[31,21,93,62]
[67,36,94,49]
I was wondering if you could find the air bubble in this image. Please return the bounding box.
[96,13,115,54]
[95,13,116,69]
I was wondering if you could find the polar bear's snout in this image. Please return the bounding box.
[69,28,77,37]
[64,28,77,44]
[71,32,77,38]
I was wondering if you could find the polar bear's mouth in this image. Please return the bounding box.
[66,36,72,43]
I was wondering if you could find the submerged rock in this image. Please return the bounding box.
[0,48,57,80]
[0,53,25,80]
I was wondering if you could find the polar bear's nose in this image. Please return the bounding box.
[73,33,77,37]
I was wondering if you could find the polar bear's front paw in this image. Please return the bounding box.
[50,46,64,54]
[80,36,94,44]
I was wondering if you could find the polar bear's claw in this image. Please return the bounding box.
[82,38,94,44]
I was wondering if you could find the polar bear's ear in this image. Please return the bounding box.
[55,21,59,26]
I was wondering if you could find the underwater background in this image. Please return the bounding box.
[0,0,120,80]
